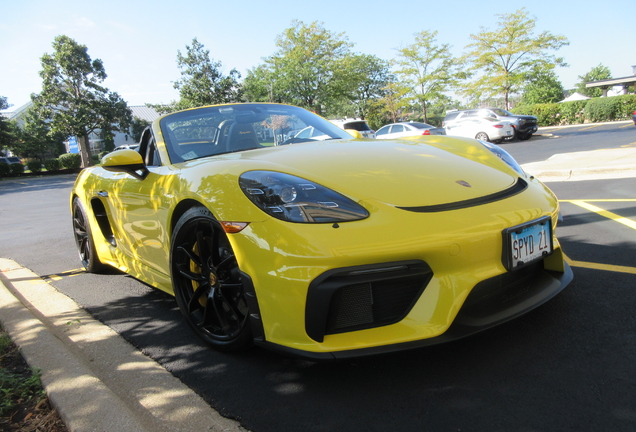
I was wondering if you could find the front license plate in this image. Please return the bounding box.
[503,216,553,271]
[506,131,512,135]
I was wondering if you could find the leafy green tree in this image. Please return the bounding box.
[32,35,132,167]
[394,30,466,122]
[152,38,242,114]
[333,54,392,119]
[8,108,66,159]
[576,64,612,97]
[264,20,354,115]
[242,64,281,103]
[375,79,412,124]
[130,117,150,142]
[462,8,569,109]
[0,96,16,154]
[520,67,565,105]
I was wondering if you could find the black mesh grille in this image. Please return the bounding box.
[326,274,428,335]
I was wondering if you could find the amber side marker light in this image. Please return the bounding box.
[221,221,250,233]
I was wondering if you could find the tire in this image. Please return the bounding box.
[72,197,107,273]
[170,206,252,352]
[518,132,532,141]
[475,132,489,142]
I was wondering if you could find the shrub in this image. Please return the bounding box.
[44,159,61,171]
[59,153,81,169]
[514,103,561,126]
[98,151,109,159]
[559,101,588,125]
[91,155,100,165]
[10,163,25,175]
[27,160,42,173]
[0,162,9,177]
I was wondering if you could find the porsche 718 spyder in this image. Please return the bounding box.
[71,103,572,360]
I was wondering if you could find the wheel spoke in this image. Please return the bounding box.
[176,264,206,282]
[177,245,202,268]
[188,282,210,314]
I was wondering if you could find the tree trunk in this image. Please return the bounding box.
[78,134,92,168]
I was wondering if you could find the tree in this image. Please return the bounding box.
[130,117,150,142]
[334,54,392,119]
[462,8,569,109]
[264,20,354,115]
[8,108,65,159]
[576,64,612,98]
[32,35,132,167]
[168,38,242,112]
[0,97,15,154]
[520,67,565,105]
[394,30,466,122]
[375,79,411,124]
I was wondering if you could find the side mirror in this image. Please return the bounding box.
[102,149,149,180]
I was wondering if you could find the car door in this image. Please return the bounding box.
[104,129,173,276]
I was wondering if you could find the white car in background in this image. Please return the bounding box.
[375,122,446,139]
[445,117,514,143]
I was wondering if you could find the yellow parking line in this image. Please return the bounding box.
[579,125,602,131]
[619,124,634,129]
[42,268,86,281]
[564,253,636,274]
[621,142,636,147]
[565,200,636,230]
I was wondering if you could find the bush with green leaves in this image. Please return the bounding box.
[59,152,81,169]
[558,100,588,125]
[27,160,43,173]
[44,158,61,171]
[10,163,25,175]
[0,162,9,177]
[98,151,109,159]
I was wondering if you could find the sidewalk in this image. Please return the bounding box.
[521,145,636,182]
[0,258,246,432]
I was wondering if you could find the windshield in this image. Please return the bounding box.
[490,108,512,116]
[160,104,352,163]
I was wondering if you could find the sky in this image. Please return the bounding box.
[1,0,634,112]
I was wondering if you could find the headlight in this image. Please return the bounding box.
[479,140,525,177]
[239,171,369,223]
[518,119,526,125]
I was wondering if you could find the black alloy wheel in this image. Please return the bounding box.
[170,207,252,352]
[72,197,106,273]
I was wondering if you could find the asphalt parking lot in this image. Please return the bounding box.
[1,123,635,432]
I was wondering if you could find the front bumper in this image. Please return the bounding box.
[254,257,572,361]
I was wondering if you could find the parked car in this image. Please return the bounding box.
[71,102,571,360]
[445,117,514,143]
[114,144,139,151]
[0,156,22,164]
[375,122,446,139]
[330,118,376,138]
[444,108,538,140]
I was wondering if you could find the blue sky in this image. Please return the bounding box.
[1,0,633,111]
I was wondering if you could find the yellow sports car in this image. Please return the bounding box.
[71,103,572,360]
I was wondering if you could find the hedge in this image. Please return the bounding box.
[513,94,636,126]
[44,159,61,171]
[10,163,25,175]
[59,153,81,169]
[0,162,9,177]
[27,160,42,173]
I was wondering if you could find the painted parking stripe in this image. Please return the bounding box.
[562,200,636,230]
[42,268,86,281]
[563,253,636,275]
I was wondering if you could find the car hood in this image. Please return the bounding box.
[185,136,521,208]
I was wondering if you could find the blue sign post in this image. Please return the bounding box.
[67,136,79,154]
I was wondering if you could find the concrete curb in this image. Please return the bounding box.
[0,258,246,432]
[521,147,636,182]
